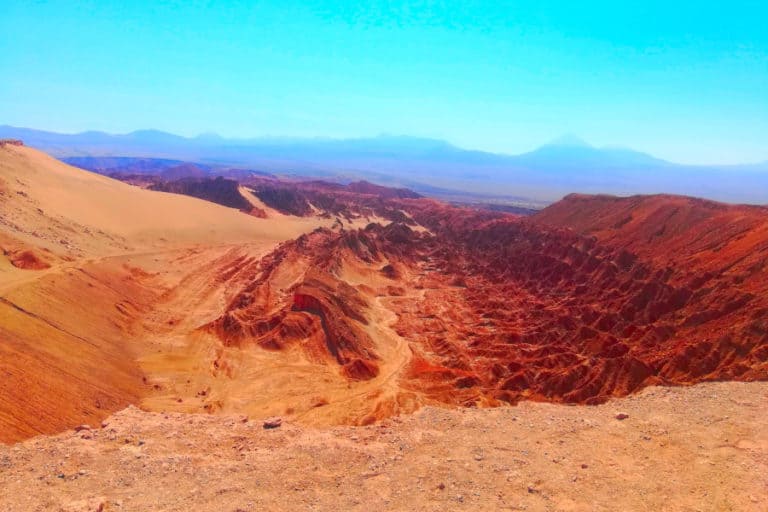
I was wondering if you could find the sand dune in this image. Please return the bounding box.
[0,144,327,259]
[0,145,332,442]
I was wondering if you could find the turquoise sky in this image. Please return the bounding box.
[1,1,766,164]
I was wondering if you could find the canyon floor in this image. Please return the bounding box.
[1,381,766,512]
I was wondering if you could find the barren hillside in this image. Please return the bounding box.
[2,145,768,443]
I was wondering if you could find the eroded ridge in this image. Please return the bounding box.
[2,143,768,439]
[206,223,422,382]
[203,195,768,410]
[389,200,768,406]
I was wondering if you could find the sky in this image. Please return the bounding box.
[1,0,767,165]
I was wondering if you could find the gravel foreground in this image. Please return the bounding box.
[1,381,766,512]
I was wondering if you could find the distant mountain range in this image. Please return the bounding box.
[2,125,766,205]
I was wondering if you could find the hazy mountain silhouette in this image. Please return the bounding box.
[2,125,766,204]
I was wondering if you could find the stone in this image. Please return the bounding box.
[263,417,282,429]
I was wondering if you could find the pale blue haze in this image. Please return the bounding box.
[1,0,766,164]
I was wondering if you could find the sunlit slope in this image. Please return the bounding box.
[0,144,328,442]
[0,144,319,258]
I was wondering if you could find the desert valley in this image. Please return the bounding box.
[0,139,766,510]
[3,1,767,509]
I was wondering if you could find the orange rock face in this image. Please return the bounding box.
[205,192,768,409]
[8,249,51,270]
[387,195,768,406]
[206,229,383,379]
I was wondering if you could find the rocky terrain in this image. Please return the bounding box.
[196,192,768,417]
[1,144,767,510]
[1,381,766,511]
[149,177,258,213]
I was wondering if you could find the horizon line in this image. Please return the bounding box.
[2,124,766,168]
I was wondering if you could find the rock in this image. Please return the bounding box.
[60,497,107,511]
[581,464,588,469]
[9,249,50,270]
[263,417,282,429]
[74,425,91,432]
[615,413,630,420]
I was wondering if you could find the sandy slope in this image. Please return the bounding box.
[1,144,423,441]
[0,381,765,512]
[0,144,327,259]
[0,145,332,442]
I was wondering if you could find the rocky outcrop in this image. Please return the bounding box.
[388,198,768,406]
[8,249,51,270]
[203,189,768,407]
[250,183,314,216]
[149,176,253,211]
[246,179,422,224]
[206,229,384,380]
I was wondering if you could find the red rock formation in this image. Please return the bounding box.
[205,187,768,408]
[244,178,422,224]
[532,193,768,276]
[386,196,768,406]
[245,206,268,218]
[206,229,383,379]
[149,176,254,211]
[249,183,314,216]
[8,249,51,270]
